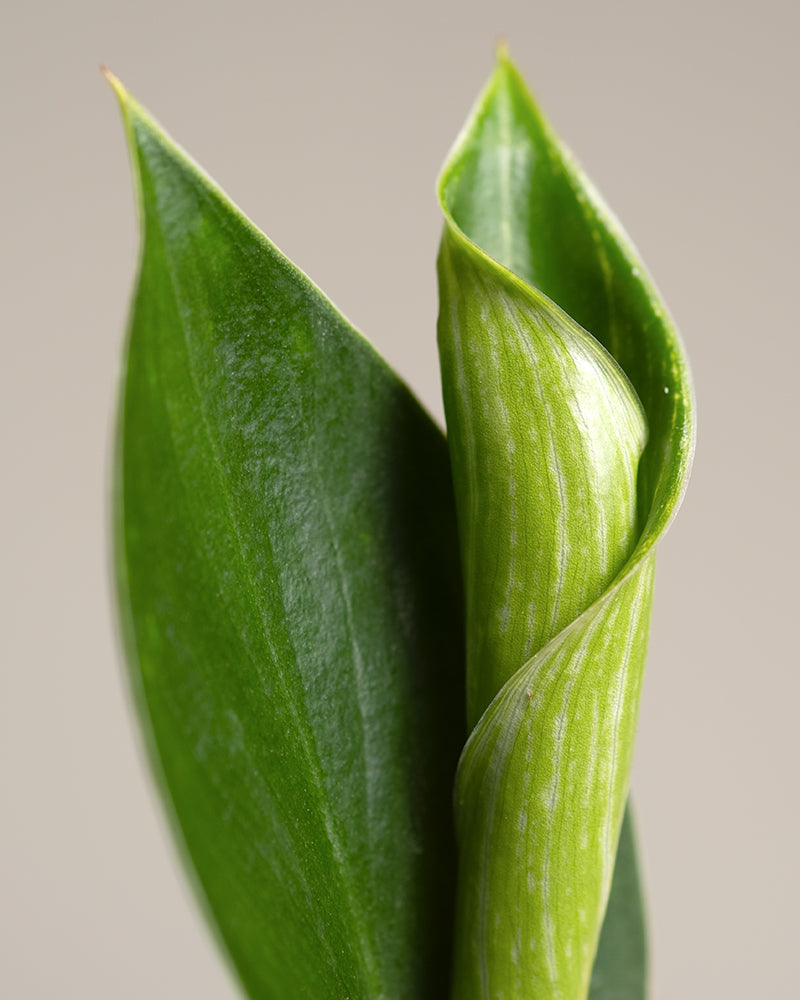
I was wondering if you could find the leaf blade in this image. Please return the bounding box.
[112,80,464,1000]
[437,53,694,1000]
[588,803,647,1000]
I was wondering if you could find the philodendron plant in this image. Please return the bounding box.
[110,48,694,1000]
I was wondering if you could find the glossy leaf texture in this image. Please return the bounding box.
[110,77,465,1000]
[437,53,694,1000]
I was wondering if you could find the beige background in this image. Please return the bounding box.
[2,0,798,997]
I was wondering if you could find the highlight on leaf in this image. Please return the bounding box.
[437,51,694,1000]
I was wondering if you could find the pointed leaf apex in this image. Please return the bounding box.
[494,37,511,62]
[101,65,129,106]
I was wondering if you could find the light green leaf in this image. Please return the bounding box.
[110,75,465,1000]
[437,52,694,1000]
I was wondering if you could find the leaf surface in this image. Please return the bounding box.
[437,52,694,1000]
[588,805,647,1000]
[111,77,464,1000]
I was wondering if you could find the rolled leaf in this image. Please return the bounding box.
[110,75,465,1000]
[437,52,694,1000]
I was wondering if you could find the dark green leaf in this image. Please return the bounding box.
[110,75,464,1000]
[588,804,647,1000]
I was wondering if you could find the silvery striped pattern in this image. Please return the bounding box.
[438,54,694,1000]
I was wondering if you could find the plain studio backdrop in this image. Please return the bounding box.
[1,1,797,997]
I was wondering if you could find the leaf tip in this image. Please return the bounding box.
[494,36,511,61]
[101,65,128,104]
[491,45,529,95]
[102,66,150,140]
[493,39,523,92]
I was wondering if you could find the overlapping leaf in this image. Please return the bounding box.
[110,77,465,1000]
[588,807,647,1000]
[437,53,694,1000]
[111,52,693,1000]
